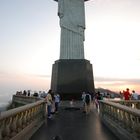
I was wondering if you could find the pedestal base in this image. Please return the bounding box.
[51,59,95,100]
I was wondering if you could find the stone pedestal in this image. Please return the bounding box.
[51,59,95,100]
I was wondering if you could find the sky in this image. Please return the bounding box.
[0,0,140,98]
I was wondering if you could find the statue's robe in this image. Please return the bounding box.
[57,0,86,59]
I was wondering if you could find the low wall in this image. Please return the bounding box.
[0,99,46,140]
[99,100,140,140]
[111,100,140,109]
[12,95,41,105]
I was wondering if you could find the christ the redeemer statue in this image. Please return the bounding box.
[51,0,94,100]
[56,0,87,59]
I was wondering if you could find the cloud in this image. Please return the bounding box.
[95,76,140,84]
[26,74,51,78]
[0,70,7,77]
[95,76,140,92]
[0,71,51,79]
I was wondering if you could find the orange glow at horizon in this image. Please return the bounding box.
[95,82,140,94]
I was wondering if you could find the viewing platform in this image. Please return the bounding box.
[30,102,118,140]
[0,95,140,140]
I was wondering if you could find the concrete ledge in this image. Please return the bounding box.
[101,116,139,140]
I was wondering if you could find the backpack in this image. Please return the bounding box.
[85,94,90,104]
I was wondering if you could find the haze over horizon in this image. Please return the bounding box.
[0,0,140,97]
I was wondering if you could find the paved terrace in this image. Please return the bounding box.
[30,101,119,140]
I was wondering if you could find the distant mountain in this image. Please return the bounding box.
[95,88,120,98]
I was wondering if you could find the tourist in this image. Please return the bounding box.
[119,91,123,99]
[27,90,30,96]
[50,92,56,114]
[123,88,131,100]
[33,92,38,97]
[131,90,139,100]
[54,93,60,113]
[94,91,103,110]
[16,91,20,95]
[46,89,53,118]
[82,92,86,101]
[94,92,99,110]
[84,92,92,114]
[81,91,86,112]
[23,90,27,96]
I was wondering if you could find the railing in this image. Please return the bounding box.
[99,100,140,140]
[0,99,46,140]
[111,100,140,109]
[12,95,41,105]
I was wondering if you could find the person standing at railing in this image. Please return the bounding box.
[27,90,30,96]
[119,91,123,99]
[131,90,139,100]
[123,88,131,100]
[94,91,103,110]
[46,89,53,119]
